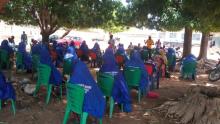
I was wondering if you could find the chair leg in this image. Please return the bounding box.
[109,97,114,118]
[80,112,88,124]
[138,88,141,103]
[0,99,1,110]
[121,104,124,112]
[11,99,16,115]
[99,119,102,124]
[46,84,53,104]
[60,84,62,100]
[62,108,70,124]
[33,82,41,97]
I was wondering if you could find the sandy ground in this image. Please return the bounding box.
[0,66,219,124]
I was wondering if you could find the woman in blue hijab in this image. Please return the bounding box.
[1,40,14,55]
[99,47,132,112]
[79,41,89,61]
[180,54,197,79]
[166,48,176,72]
[64,46,78,61]
[69,59,105,119]
[17,41,32,71]
[0,71,16,101]
[39,45,62,86]
[125,48,149,94]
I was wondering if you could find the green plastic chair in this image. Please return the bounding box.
[16,52,24,71]
[33,64,62,104]
[0,99,16,115]
[97,72,115,118]
[63,58,72,76]
[0,49,10,69]
[63,83,102,124]
[182,62,197,80]
[124,67,142,103]
[141,49,149,61]
[32,54,40,72]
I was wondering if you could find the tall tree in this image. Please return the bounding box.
[184,0,220,60]
[0,0,121,44]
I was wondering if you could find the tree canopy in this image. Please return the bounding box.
[0,0,123,43]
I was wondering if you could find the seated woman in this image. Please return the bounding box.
[0,40,14,69]
[166,48,176,72]
[0,71,16,102]
[99,47,131,112]
[154,49,168,78]
[69,59,105,119]
[39,45,62,86]
[17,41,32,72]
[79,41,89,61]
[125,47,149,94]
[90,42,102,68]
[180,54,197,80]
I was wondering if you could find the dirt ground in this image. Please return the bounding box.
[0,67,220,124]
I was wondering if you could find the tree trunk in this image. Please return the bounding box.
[41,32,50,45]
[60,29,71,39]
[197,32,209,60]
[182,26,192,58]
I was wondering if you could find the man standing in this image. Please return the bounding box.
[21,31,28,45]
[145,36,154,59]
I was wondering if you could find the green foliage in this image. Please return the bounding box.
[0,0,124,37]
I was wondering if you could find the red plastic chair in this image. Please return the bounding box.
[76,49,83,57]
[115,55,124,64]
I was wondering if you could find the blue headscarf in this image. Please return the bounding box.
[100,48,118,72]
[92,43,100,52]
[31,43,42,55]
[18,41,32,70]
[69,60,105,118]
[125,50,149,93]
[182,54,197,64]
[39,45,62,85]
[64,46,78,61]
[1,40,13,55]
[55,43,65,67]
[0,71,16,100]
[80,41,89,55]
[100,47,131,112]
[167,48,176,67]
[116,44,125,55]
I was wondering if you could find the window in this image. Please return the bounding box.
[192,34,201,41]
[170,33,177,38]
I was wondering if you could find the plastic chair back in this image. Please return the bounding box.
[89,51,97,60]
[16,52,23,65]
[32,54,40,71]
[97,72,114,96]
[124,67,141,87]
[37,64,51,86]
[0,49,9,63]
[183,61,196,74]
[63,58,72,75]
[66,83,85,114]
[115,55,124,64]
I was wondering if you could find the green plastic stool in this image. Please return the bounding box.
[63,83,102,124]
[124,67,142,103]
[97,72,116,118]
[0,49,10,69]
[0,99,16,115]
[33,64,62,104]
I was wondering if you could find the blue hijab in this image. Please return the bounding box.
[1,40,13,55]
[69,60,105,118]
[125,50,149,93]
[39,45,62,85]
[64,46,78,61]
[18,41,32,70]
[80,41,89,54]
[182,54,197,64]
[116,44,126,55]
[100,47,131,112]
[31,43,42,55]
[0,71,16,100]
[92,43,100,52]
[167,48,176,67]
